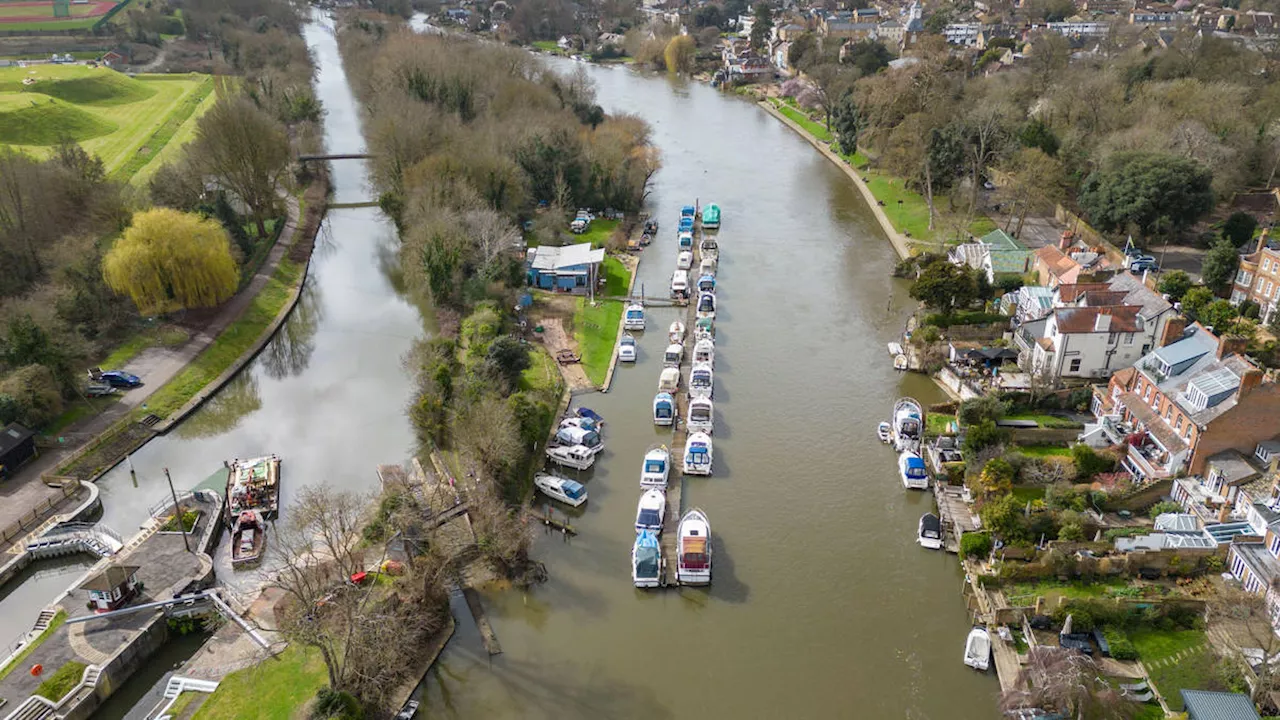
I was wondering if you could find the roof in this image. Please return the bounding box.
[1232,541,1280,589]
[1106,271,1173,319]
[529,243,605,272]
[1182,689,1261,720]
[1206,449,1262,484]
[1035,245,1081,278]
[80,563,140,592]
[979,229,1026,252]
[1052,305,1143,334]
[1056,282,1110,303]
[1154,513,1201,532]
[1118,390,1188,453]
[1078,290,1129,307]
[1150,326,1217,375]
[0,423,34,458]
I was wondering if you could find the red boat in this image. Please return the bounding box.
[231,510,265,568]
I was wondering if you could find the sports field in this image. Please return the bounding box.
[0,0,121,31]
[0,64,216,183]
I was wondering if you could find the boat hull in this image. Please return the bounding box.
[918,537,943,550]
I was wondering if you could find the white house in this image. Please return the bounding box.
[942,23,982,45]
[1023,305,1147,379]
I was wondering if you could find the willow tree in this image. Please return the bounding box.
[103,208,238,315]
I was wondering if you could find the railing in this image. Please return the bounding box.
[1126,444,1172,480]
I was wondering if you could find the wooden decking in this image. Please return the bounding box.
[933,483,979,554]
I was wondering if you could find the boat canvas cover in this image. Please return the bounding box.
[556,427,600,448]
[905,456,927,478]
[921,514,942,538]
[637,509,661,527]
[634,532,660,577]
[681,537,709,568]
[698,275,715,290]
[576,407,604,422]
[691,370,711,386]
[690,403,711,421]
[681,205,696,218]
[561,480,586,500]
[644,458,666,473]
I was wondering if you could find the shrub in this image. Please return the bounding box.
[958,396,1009,426]
[979,457,1016,495]
[1222,211,1258,247]
[981,494,1030,543]
[312,687,363,720]
[1147,500,1182,519]
[917,325,941,343]
[1105,629,1138,660]
[923,311,1008,328]
[964,420,1011,455]
[1071,444,1114,480]
[960,532,993,557]
[1058,523,1084,541]
[0,364,64,428]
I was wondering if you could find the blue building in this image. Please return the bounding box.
[526,243,606,293]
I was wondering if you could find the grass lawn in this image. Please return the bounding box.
[1144,644,1215,712]
[926,413,956,435]
[862,171,935,241]
[573,258,630,385]
[1128,628,1205,662]
[193,646,327,720]
[143,260,302,419]
[109,75,214,182]
[0,93,117,143]
[968,216,999,236]
[519,344,560,395]
[600,255,629,296]
[99,324,191,369]
[1013,445,1074,458]
[0,611,65,681]
[1004,579,1128,605]
[1010,486,1046,504]
[577,218,620,249]
[532,40,561,52]
[43,394,119,435]
[770,98,832,142]
[34,660,86,702]
[131,79,218,186]
[1004,413,1083,429]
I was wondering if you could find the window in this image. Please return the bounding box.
[1163,404,1171,419]
[1266,259,1273,273]
[1270,534,1280,557]
[1268,281,1275,297]
[1175,415,1183,432]
[1184,424,1193,440]
[1249,575,1262,593]
[1233,554,1246,578]
[1124,332,1134,345]
[1069,358,1082,372]
[1259,277,1267,292]
[1145,385,1154,402]
[1185,385,1208,413]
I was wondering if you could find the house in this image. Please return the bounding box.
[855,7,880,21]
[942,23,982,45]
[1003,285,1056,323]
[823,20,877,40]
[1024,305,1146,379]
[773,41,792,72]
[81,563,141,612]
[1170,445,1275,526]
[904,17,927,46]
[1231,231,1280,326]
[98,50,125,66]
[1130,9,1175,24]
[948,342,1019,366]
[526,244,605,293]
[1057,272,1176,357]
[1082,0,1132,13]
[1033,245,1083,288]
[776,22,806,41]
[877,19,904,46]
[1181,690,1261,720]
[0,423,36,480]
[1087,324,1280,480]
[1045,20,1112,34]
[445,7,471,22]
[947,229,1033,284]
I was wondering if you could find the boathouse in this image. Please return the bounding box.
[526,243,606,293]
[81,563,141,612]
[0,422,36,480]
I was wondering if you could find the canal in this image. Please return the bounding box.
[4,15,999,719]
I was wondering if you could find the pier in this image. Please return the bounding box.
[934,484,980,554]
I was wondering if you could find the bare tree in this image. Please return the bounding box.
[453,395,520,476]
[462,209,520,279]
[190,95,291,237]
[1209,586,1280,705]
[1001,646,1134,720]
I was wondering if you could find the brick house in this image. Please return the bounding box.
[1087,324,1279,480]
[1231,232,1280,327]
[1033,245,1083,288]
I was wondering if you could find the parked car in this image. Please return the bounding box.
[1128,256,1158,273]
[100,370,142,388]
[85,383,116,398]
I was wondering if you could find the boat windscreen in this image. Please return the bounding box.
[637,509,661,526]
[691,407,710,420]
[563,481,585,499]
[656,407,672,418]
[645,460,665,473]
[699,297,714,311]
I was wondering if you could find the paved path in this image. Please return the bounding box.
[0,196,302,534]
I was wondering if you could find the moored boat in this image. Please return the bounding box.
[634,488,666,532]
[677,250,693,270]
[226,455,282,520]
[394,699,420,720]
[669,320,685,343]
[559,416,600,434]
[671,270,689,298]
[632,530,662,588]
[678,230,693,249]
[693,337,714,367]
[699,257,717,277]
[641,445,670,488]
[963,627,991,671]
[701,203,720,229]
[699,236,718,262]
[899,450,929,490]
[534,472,588,507]
[677,509,712,585]
[877,421,892,443]
[230,510,266,568]
[689,363,713,399]
[653,392,675,426]
[658,367,680,393]
[683,432,713,475]
[663,343,684,367]
[918,513,943,550]
[697,274,716,293]
[891,397,924,451]
[546,444,595,470]
[619,334,637,362]
[695,316,714,341]
[686,396,713,434]
[554,425,603,455]
[623,302,646,331]
[696,291,716,320]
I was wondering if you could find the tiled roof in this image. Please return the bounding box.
[1052,305,1143,334]
[1036,245,1080,278]
[1056,282,1110,302]
[1181,689,1262,720]
[1118,390,1188,453]
[1106,272,1173,319]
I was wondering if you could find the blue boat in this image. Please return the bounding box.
[680,205,696,218]
[653,392,675,426]
[678,231,693,249]
[576,407,604,423]
[898,451,929,490]
[697,274,715,293]
[632,531,662,588]
[679,216,694,233]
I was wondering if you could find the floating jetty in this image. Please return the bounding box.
[933,483,980,554]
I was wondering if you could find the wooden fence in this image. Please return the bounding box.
[0,480,81,547]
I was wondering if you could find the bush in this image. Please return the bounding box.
[1147,500,1182,519]
[917,325,941,343]
[1071,444,1114,480]
[312,687,363,720]
[1058,522,1084,541]
[1222,211,1258,247]
[960,532,993,557]
[0,364,64,428]
[1105,629,1138,660]
[958,396,1009,426]
[923,311,1008,328]
[979,457,1016,495]
[964,420,1011,455]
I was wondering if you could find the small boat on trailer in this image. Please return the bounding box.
[899,450,929,490]
[619,334,637,362]
[677,509,712,585]
[226,454,282,521]
[663,343,684,367]
[623,302,645,331]
[689,363,713,399]
[653,392,676,426]
[917,513,943,550]
[641,445,670,488]
[877,422,892,443]
[632,530,662,588]
[964,627,991,671]
[535,473,588,507]
[394,699,420,720]
[683,432,713,475]
[693,337,714,367]
[546,444,595,470]
[634,488,666,532]
[891,397,923,451]
[687,397,713,434]
[231,510,266,568]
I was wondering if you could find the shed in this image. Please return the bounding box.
[0,423,37,480]
[1181,690,1261,720]
[526,243,606,293]
[80,563,141,612]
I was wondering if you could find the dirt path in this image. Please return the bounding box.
[538,318,593,391]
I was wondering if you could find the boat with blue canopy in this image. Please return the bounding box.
[534,473,588,507]
[898,451,929,490]
[635,488,666,532]
[632,531,662,588]
[653,392,675,426]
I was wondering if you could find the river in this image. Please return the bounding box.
[7,15,998,719]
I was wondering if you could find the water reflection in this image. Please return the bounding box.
[172,373,262,440]
[260,280,323,380]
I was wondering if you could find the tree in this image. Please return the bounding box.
[958,395,1009,426]
[923,124,966,229]
[663,34,696,73]
[909,260,978,315]
[0,365,63,428]
[692,3,723,28]
[979,457,1015,496]
[748,2,772,51]
[1071,444,1114,481]
[788,32,818,70]
[190,95,290,237]
[1156,269,1193,301]
[961,107,1012,217]
[964,419,1011,455]
[1222,211,1258,247]
[999,147,1066,237]
[1017,118,1059,157]
[805,63,855,131]
[841,40,892,76]
[1209,587,1280,704]
[830,92,862,154]
[1201,299,1242,335]
[454,395,520,476]
[1182,285,1215,319]
[485,335,531,389]
[1078,151,1214,238]
[1001,647,1134,719]
[1201,237,1241,296]
[980,494,1029,543]
[102,208,238,315]
[1058,523,1084,541]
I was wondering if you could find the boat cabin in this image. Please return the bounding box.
[81,563,141,612]
[678,231,693,249]
[681,205,696,218]
[653,392,675,425]
[697,275,715,293]
[623,303,645,330]
[688,397,713,431]
[671,270,689,298]
[699,258,716,277]
[663,343,684,366]
[697,292,716,316]
[693,338,714,366]
[644,454,667,477]
[555,426,601,449]
[690,365,713,397]
[658,367,680,392]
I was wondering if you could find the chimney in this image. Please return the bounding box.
[1238,368,1265,399]
[1218,502,1232,524]
[1218,333,1248,360]
[1094,309,1112,333]
[1160,316,1187,347]
[1258,227,1271,256]
[1060,230,1074,251]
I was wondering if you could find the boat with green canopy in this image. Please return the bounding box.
[701,203,721,229]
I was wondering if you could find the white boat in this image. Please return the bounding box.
[689,363,713,399]
[677,509,712,585]
[697,274,715,294]
[632,530,662,588]
[394,699,420,720]
[699,237,718,262]
[619,334,637,363]
[699,257,716,277]
[559,416,600,434]
[635,488,666,532]
[663,343,684,367]
[534,473,588,507]
[894,354,908,371]
[653,392,675,426]
[686,397,713,434]
[658,367,680,393]
[546,444,595,470]
[669,320,685,343]
[877,421,892,443]
[623,302,645,331]
[693,337,714,367]
[694,317,714,341]
[555,426,603,455]
[671,270,689,297]
[918,513,943,550]
[677,250,693,270]
[641,445,670,488]
[891,397,923,451]
[683,432,713,475]
[964,627,991,671]
[677,230,693,248]
[899,450,929,490]
[696,292,716,320]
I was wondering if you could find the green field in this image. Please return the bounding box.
[0,65,214,183]
[193,646,327,720]
[0,3,99,18]
[0,0,134,32]
[573,256,631,385]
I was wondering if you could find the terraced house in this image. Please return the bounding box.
[1086,323,1280,481]
[1231,233,1280,327]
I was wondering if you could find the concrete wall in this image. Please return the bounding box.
[62,615,171,720]
[1102,477,1174,511]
